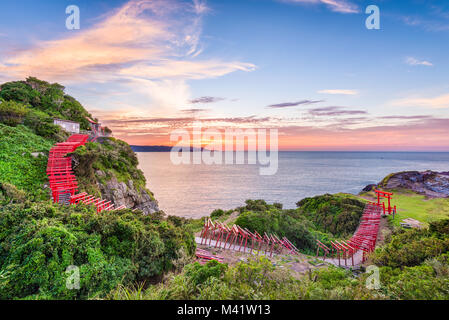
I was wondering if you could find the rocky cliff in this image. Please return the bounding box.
[96,172,159,214]
[366,170,449,198]
[70,137,160,215]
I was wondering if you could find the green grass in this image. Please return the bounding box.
[358,189,449,227]
[0,124,52,200]
[388,191,449,227]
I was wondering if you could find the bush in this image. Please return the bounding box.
[373,220,449,268]
[235,203,316,253]
[296,194,365,237]
[184,260,228,287]
[0,100,28,126]
[0,182,26,203]
[0,78,95,132]
[0,124,52,200]
[210,209,226,219]
[70,138,148,196]
[0,202,195,299]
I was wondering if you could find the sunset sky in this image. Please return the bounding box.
[1,0,449,151]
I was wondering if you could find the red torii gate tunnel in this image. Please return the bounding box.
[375,189,396,216]
[316,189,398,267]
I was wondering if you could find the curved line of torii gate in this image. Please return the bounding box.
[316,189,396,267]
[200,219,300,257]
[199,189,396,267]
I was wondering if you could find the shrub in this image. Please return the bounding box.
[373,220,449,268]
[184,260,228,287]
[0,124,52,200]
[296,194,365,237]
[0,100,28,126]
[235,204,316,252]
[0,202,195,299]
[210,209,226,219]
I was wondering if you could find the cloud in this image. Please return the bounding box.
[0,0,255,111]
[189,96,225,104]
[280,0,359,14]
[405,57,433,67]
[267,100,323,108]
[391,93,449,109]
[116,115,449,151]
[308,106,367,116]
[181,108,209,114]
[318,89,358,95]
[379,115,433,120]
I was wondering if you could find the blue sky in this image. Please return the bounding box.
[1,0,449,150]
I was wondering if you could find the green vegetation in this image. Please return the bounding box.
[110,256,374,300]
[372,219,449,299]
[0,77,94,131]
[69,138,153,198]
[0,78,188,300]
[235,200,317,253]
[361,189,449,227]
[112,219,449,300]
[0,124,53,200]
[0,201,195,299]
[390,191,449,226]
[0,76,155,202]
[215,196,366,254]
[0,100,28,126]
[297,194,365,237]
[1,76,448,300]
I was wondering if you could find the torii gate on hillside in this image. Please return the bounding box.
[374,189,396,216]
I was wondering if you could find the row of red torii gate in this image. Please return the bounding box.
[316,189,396,267]
[198,189,396,267]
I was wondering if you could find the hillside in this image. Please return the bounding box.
[0,78,194,299]
[0,77,159,214]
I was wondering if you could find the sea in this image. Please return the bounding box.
[136,152,449,218]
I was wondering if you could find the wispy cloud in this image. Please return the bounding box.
[181,108,209,114]
[308,106,367,116]
[318,89,358,95]
[189,96,225,104]
[0,0,255,111]
[405,57,433,67]
[280,0,359,14]
[379,115,434,120]
[266,100,323,108]
[391,93,449,109]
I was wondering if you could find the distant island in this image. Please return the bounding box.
[131,145,204,152]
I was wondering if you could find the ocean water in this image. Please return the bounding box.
[137,152,449,218]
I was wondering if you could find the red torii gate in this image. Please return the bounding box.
[316,202,385,266]
[199,218,299,257]
[374,189,396,215]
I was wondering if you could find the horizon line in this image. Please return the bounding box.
[130,145,449,153]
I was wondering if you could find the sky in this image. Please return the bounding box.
[1,0,449,151]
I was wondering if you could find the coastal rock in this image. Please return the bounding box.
[378,171,449,198]
[98,176,159,214]
[362,184,377,192]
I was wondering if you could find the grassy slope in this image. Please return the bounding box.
[359,189,449,227]
[0,124,52,200]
